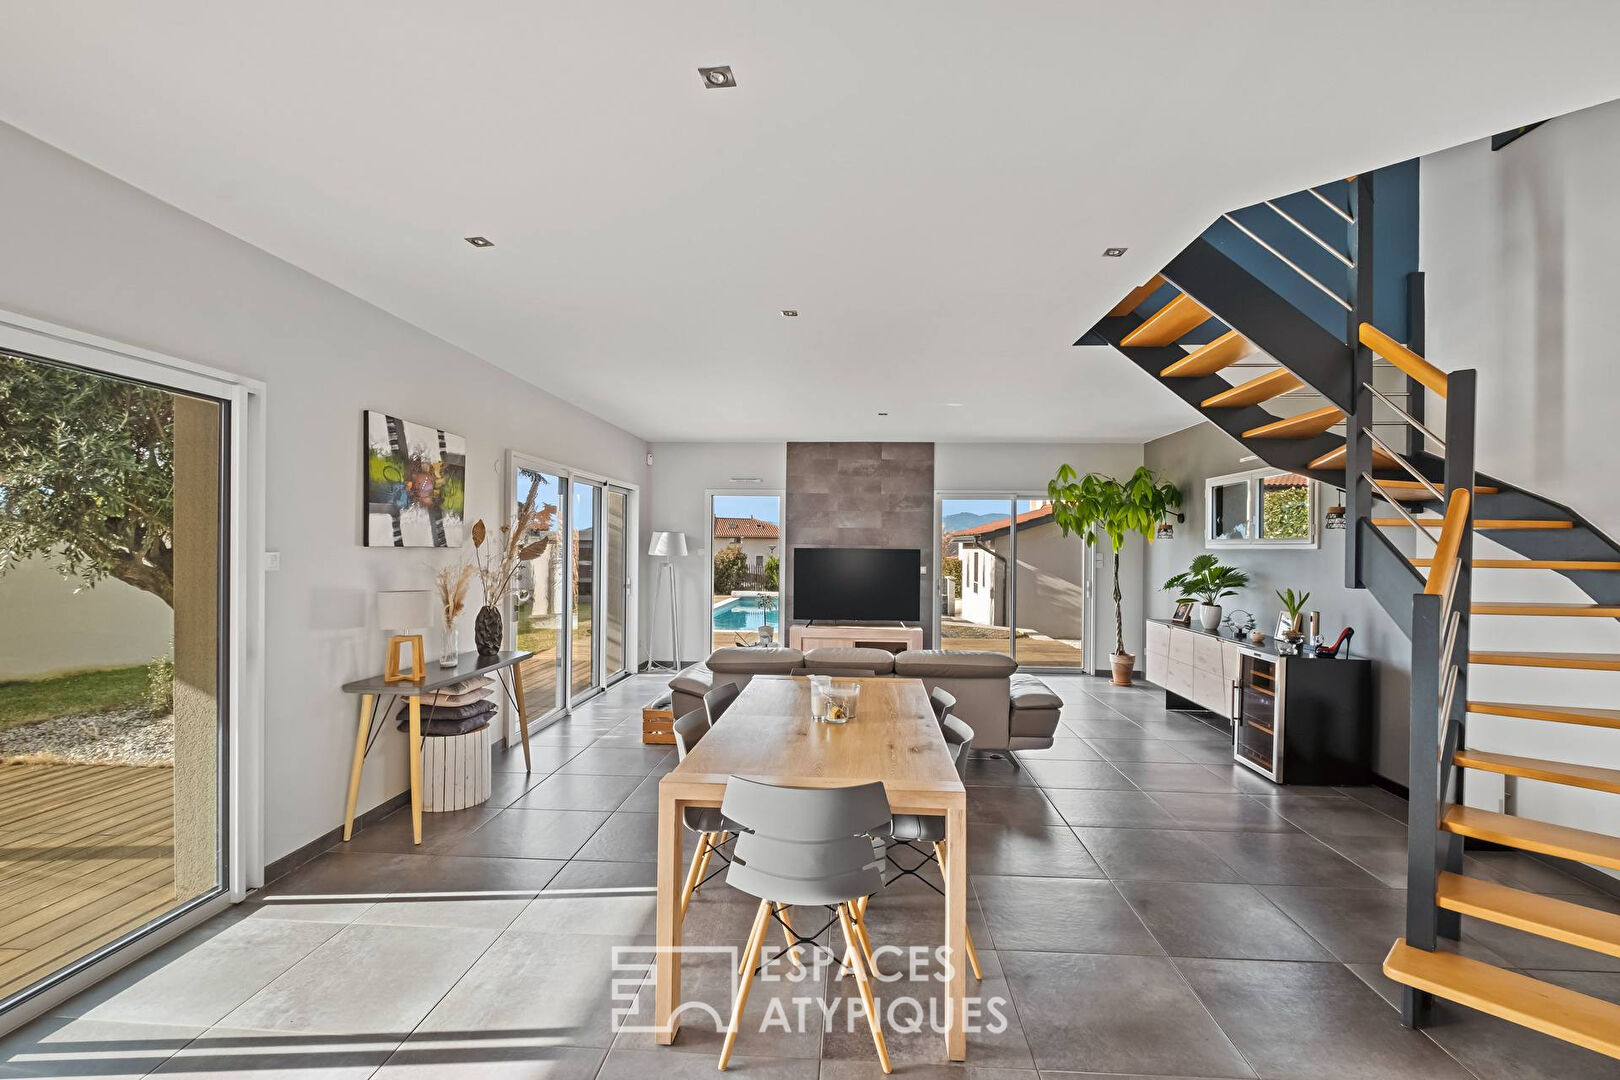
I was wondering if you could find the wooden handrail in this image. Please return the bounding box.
[1361,322,1449,399]
[1425,488,1473,600]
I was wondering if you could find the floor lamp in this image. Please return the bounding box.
[647,531,688,672]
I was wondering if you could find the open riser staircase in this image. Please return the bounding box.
[1086,173,1620,1060]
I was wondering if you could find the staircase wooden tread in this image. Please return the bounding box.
[1436,871,1620,957]
[1159,330,1254,378]
[1378,481,1498,498]
[1416,558,1620,570]
[1454,749,1620,795]
[1307,443,1399,471]
[1443,805,1620,871]
[1373,518,1571,530]
[1470,651,1620,671]
[1106,275,1165,318]
[1120,293,1212,347]
[1470,701,1620,729]
[1202,369,1303,408]
[1383,940,1620,1060]
[1473,602,1620,616]
[1243,405,1345,439]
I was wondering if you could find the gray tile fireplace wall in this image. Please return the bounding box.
[785,441,935,645]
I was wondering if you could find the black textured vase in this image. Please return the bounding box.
[474,605,503,657]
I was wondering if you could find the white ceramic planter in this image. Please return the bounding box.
[1198,603,1223,631]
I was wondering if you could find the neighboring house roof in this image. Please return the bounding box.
[946,503,1055,544]
[715,516,779,540]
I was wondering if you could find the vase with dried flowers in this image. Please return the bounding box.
[434,562,476,667]
[471,480,553,657]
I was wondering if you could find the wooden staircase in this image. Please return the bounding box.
[1096,266,1620,1060]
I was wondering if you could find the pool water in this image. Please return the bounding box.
[713,595,781,631]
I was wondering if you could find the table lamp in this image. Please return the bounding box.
[377,589,431,684]
[647,531,688,672]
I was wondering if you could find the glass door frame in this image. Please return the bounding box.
[569,476,603,706]
[933,489,1093,673]
[602,484,633,685]
[504,453,638,741]
[705,489,786,653]
[0,308,265,1030]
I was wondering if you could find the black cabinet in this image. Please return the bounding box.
[1233,646,1373,785]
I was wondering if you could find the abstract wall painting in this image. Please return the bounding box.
[364,411,467,547]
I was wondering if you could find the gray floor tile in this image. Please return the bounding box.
[1042,789,1180,829]
[605,1049,818,1080]
[0,1016,201,1079]
[555,747,674,776]
[508,891,657,938]
[1060,719,1145,740]
[1195,831,1392,889]
[972,877,1162,955]
[999,951,1252,1077]
[572,812,659,863]
[959,756,1039,787]
[965,787,1065,827]
[1082,739,1192,763]
[513,771,644,812]
[1012,738,1102,762]
[1111,762,1242,794]
[1269,798,1408,839]
[355,897,530,931]
[337,804,504,856]
[493,744,587,774]
[150,1028,398,1078]
[1115,881,1331,961]
[1019,760,1135,790]
[1146,793,1297,833]
[1258,885,1504,966]
[218,923,497,1035]
[616,774,663,814]
[373,1041,606,1079]
[545,859,658,891]
[1072,828,1242,883]
[964,824,1104,879]
[438,808,610,860]
[1178,958,1476,1079]
[487,770,546,808]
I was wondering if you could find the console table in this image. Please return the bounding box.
[340,649,532,845]
[787,622,924,652]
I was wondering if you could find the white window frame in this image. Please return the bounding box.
[1204,467,1320,549]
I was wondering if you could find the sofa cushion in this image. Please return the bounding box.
[894,649,1017,679]
[670,663,715,697]
[802,647,896,676]
[1009,672,1063,710]
[705,646,805,675]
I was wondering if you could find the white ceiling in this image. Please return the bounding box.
[3,3,1619,444]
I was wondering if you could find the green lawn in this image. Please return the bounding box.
[0,665,150,731]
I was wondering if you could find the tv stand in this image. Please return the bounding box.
[788,622,924,653]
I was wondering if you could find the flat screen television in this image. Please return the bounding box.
[792,547,920,622]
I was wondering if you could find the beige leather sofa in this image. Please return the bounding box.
[668,645,1061,752]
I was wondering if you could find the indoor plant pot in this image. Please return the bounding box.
[1197,603,1223,632]
[474,604,503,657]
[1110,650,1135,686]
[1164,555,1250,639]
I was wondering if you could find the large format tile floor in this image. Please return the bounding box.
[3,674,1618,1078]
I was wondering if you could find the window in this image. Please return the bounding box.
[1205,468,1318,548]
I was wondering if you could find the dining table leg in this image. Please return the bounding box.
[510,663,532,772]
[342,694,375,841]
[943,801,967,1061]
[655,784,684,1044]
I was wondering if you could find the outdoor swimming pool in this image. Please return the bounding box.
[712,594,781,631]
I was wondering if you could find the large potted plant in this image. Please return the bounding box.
[1163,554,1251,632]
[1048,465,1182,685]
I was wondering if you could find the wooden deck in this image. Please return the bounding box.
[0,762,175,1002]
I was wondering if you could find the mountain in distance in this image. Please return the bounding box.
[942,511,1009,532]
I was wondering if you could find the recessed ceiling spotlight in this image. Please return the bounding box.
[699,66,736,89]
[877,411,889,417]
[945,402,965,408]
[1102,246,1127,257]
[465,236,494,248]
[781,309,798,317]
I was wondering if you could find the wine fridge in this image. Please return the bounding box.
[1235,648,1283,781]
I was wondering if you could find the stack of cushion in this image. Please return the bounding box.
[394,676,497,736]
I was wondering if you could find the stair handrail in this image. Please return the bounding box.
[1361,323,1450,399]
[1425,488,1473,607]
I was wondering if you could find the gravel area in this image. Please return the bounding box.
[0,708,175,766]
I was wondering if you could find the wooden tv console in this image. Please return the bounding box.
[787,622,925,653]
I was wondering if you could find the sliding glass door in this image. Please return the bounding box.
[513,465,568,728]
[603,486,630,683]
[0,347,227,1010]
[570,481,600,699]
[938,494,1086,669]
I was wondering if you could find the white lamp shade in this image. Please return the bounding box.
[648,531,689,557]
[377,589,431,631]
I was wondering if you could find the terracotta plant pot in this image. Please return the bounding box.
[1110,651,1135,687]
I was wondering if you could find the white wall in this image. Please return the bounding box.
[0,122,649,866]
[1423,101,1620,857]
[0,554,173,679]
[641,442,786,663]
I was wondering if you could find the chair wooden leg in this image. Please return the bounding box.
[934,842,982,980]
[838,903,892,1074]
[679,832,712,918]
[739,899,769,975]
[720,899,771,1071]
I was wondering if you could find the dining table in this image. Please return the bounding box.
[653,674,970,1060]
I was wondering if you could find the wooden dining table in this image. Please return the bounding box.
[654,674,970,1060]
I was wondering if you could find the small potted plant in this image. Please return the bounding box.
[1163,554,1251,632]
[1276,588,1311,641]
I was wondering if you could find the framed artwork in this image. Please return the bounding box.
[1171,601,1193,624]
[364,411,467,547]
